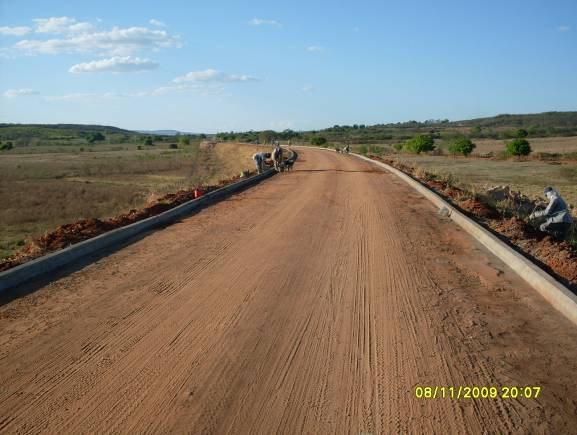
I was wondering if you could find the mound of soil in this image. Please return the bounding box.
[459,198,501,219]
[492,218,577,283]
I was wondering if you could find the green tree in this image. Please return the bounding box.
[405,134,435,154]
[143,136,154,146]
[87,132,105,143]
[310,136,327,146]
[0,141,14,151]
[515,128,529,138]
[259,130,276,144]
[448,138,476,156]
[506,138,531,157]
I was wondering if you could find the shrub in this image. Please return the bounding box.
[169,143,178,149]
[448,138,476,156]
[405,134,435,154]
[310,136,327,146]
[87,132,105,143]
[143,136,154,146]
[1,141,14,151]
[179,136,190,146]
[515,128,529,138]
[369,145,384,155]
[357,145,368,155]
[506,138,531,157]
[392,143,403,152]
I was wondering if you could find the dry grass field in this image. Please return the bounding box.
[357,135,577,209]
[0,142,262,259]
[470,136,577,155]
[393,154,577,207]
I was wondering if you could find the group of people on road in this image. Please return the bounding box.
[252,141,285,174]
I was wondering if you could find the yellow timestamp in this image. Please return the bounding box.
[415,386,541,399]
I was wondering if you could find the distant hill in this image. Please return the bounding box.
[214,111,577,144]
[0,123,134,135]
[451,111,577,129]
[136,129,199,136]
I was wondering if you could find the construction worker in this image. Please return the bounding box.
[530,187,573,238]
[272,145,283,171]
[252,152,268,174]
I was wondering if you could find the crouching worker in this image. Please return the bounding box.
[252,152,269,174]
[530,187,573,238]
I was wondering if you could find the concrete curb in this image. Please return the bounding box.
[351,152,577,325]
[0,151,296,293]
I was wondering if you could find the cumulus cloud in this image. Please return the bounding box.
[173,68,258,83]
[9,21,181,56]
[0,26,31,36]
[248,18,281,27]
[69,56,158,73]
[149,18,166,27]
[306,45,324,52]
[3,88,39,98]
[558,25,571,32]
[33,17,95,34]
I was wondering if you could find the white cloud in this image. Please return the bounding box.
[270,120,295,130]
[306,45,324,52]
[558,25,571,32]
[151,84,193,96]
[33,17,95,34]
[0,26,31,36]
[149,19,166,27]
[11,25,181,56]
[69,56,158,73]
[3,88,39,98]
[151,83,227,97]
[173,68,258,83]
[248,18,281,27]
[45,91,146,102]
[301,86,314,92]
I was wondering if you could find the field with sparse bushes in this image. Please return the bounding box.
[0,139,260,259]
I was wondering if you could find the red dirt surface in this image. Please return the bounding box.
[459,198,501,219]
[371,155,577,288]
[492,218,577,283]
[2,147,577,433]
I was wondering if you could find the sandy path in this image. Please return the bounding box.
[1,147,577,434]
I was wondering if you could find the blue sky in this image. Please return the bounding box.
[0,0,575,133]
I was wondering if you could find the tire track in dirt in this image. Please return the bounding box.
[1,148,577,433]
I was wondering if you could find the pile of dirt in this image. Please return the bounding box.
[459,198,501,219]
[0,172,256,273]
[492,218,577,283]
[369,155,577,288]
[35,218,115,252]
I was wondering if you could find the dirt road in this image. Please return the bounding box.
[1,147,577,434]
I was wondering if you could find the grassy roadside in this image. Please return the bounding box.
[0,142,259,259]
